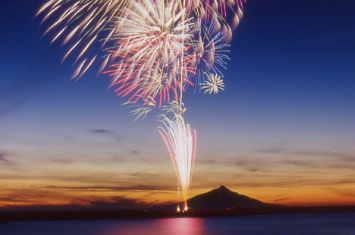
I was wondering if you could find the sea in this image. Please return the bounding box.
[0,212,354,235]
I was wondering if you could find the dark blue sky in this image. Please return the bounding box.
[1,0,355,206]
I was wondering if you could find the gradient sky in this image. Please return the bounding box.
[1,0,355,209]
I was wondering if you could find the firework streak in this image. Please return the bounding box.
[38,0,248,210]
[159,113,196,211]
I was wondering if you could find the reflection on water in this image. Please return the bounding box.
[156,218,204,235]
[101,218,204,235]
[1,213,355,235]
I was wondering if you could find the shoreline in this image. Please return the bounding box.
[1,206,355,223]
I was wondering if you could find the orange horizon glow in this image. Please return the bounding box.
[1,139,355,211]
[1,183,355,210]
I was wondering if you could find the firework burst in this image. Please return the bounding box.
[192,18,231,89]
[201,73,225,94]
[104,0,196,107]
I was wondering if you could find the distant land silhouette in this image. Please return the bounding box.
[1,185,355,222]
[158,185,280,210]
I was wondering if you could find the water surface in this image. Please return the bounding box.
[1,212,354,235]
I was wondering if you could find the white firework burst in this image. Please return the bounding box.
[201,73,225,94]
[105,0,196,107]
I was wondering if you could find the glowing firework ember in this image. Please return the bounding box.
[159,111,197,211]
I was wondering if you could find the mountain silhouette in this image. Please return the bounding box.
[186,185,278,210]
[157,185,280,210]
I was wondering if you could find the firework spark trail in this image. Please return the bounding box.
[123,97,157,121]
[175,0,246,18]
[159,111,196,211]
[104,0,197,107]
[37,0,132,78]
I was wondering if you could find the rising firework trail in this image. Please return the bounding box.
[158,109,196,211]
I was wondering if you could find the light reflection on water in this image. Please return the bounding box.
[100,218,204,235]
[154,218,204,235]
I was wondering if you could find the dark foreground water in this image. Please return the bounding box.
[1,213,354,235]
